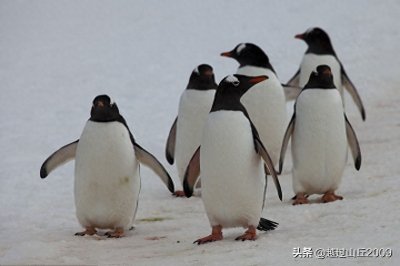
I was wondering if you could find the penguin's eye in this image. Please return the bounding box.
[232,80,240,86]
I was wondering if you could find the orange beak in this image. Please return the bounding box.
[220,51,233,57]
[249,75,268,84]
[295,33,305,40]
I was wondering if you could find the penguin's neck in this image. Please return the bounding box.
[210,94,246,113]
[237,65,274,76]
[306,42,336,55]
[303,77,336,90]
[237,51,275,71]
[186,80,217,91]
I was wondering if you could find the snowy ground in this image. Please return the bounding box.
[1,0,399,265]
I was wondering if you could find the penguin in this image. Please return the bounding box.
[221,43,287,169]
[279,65,361,205]
[286,27,366,121]
[40,95,174,237]
[165,64,217,197]
[183,74,282,244]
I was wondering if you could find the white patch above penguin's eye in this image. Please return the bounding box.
[109,97,115,105]
[225,75,240,86]
[306,27,314,34]
[193,66,200,75]
[236,43,246,54]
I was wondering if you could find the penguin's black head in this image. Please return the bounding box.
[187,64,218,91]
[221,43,273,70]
[210,74,268,112]
[304,65,336,89]
[90,95,120,122]
[295,27,335,55]
[219,74,269,98]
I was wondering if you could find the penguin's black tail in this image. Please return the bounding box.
[257,217,278,231]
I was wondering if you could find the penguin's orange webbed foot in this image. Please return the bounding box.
[173,190,186,197]
[235,226,257,241]
[105,228,125,238]
[322,191,343,203]
[75,227,97,236]
[194,234,223,245]
[194,225,222,245]
[293,193,309,205]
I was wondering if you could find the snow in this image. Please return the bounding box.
[0,0,399,265]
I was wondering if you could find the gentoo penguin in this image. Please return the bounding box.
[286,27,366,121]
[183,74,282,244]
[40,95,174,237]
[165,64,217,196]
[279,65,361,205]
[221,43,287,169]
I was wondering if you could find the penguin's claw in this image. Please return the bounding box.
[194,234,223,245]
[322,191,343,203]
[194,225,223,245]
[173,190,186,197]
[235,226,257,241]
[105,228,124,238]
[293,198,310,205]
[293,193,310,205]
[75,227,97,236]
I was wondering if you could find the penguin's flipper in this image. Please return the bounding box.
[344,115,362,170]
[183,147,200,198]
[283,69,302,100]
[253,133,282,201]
[40,140,79,178]
[279,113,296,174]
[165,117,177,164]
[341,66,366,121]
[134,143,175,193]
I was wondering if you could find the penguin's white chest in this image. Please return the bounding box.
[201,111,264,228]
[74,121,140,230]
[175,89,215,180]
[299,54,342,93]
[237,66,287,166]
[291,89,347,195]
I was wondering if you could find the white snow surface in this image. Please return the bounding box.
[0,0,399,265]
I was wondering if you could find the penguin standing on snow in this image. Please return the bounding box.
[221,43,287,168]
[184,74,282,244]
[165,64,217,196]
[280,65,361,205]
[286,27,366,121]
[40,95,174,237]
